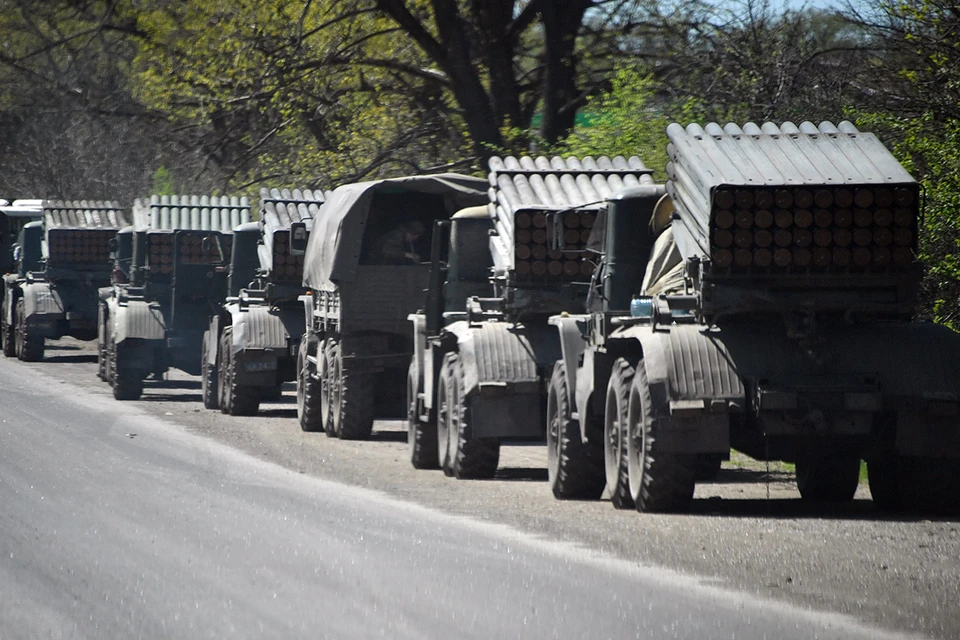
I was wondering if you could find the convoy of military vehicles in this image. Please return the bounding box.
[3,120,959,516]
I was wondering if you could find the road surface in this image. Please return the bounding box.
[1,343,955,638]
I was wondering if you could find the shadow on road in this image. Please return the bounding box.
[257,408,297,419]
[149,379,201,390]
[687,495,960,523]
[142,393,203,403]
[496,467,548,482]
[706,467,794,484]
[368,430,408,443]
[41,354,98,364]
[43,344,85,352]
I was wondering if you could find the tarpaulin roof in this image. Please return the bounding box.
[302,174,488,288]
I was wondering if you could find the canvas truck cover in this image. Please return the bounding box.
[302,174,488,288]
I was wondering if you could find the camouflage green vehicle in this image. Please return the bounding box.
[0,199,43,355]
[2,201,126,361]
[406,157,654,479]
[98,196,250,400]
[549,121,960,515]
[201,188,321,416]
[296,175,487,440]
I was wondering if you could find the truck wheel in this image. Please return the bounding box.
[330,339,376,440]
[111,340,143,401]
[547,361,604,499]
[16,298,44,362]
[795,453,860,503]
[438,353,499,479]
[897,457,960,516]
[201,329,219,410]
[321,340,339,437]
[297,337,324,432]
[604,358,635,508]
[408,359,439,469]
[1,315,15,357]
[626,361,697,513]
[96,305,107,380]
[220,326,260,416]
[218,329,232,413]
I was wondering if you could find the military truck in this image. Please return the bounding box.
[296,175,488,440]
[0,199,43,355]
[405,157,654,478]
[98,196,250,400]
[201,188,322,416]
[0,199,43,273]
[2,200,127,361]
[548,120,960,515]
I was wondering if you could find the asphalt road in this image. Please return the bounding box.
[0,342,955,639]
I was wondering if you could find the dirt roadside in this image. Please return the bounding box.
[16,338,960,639]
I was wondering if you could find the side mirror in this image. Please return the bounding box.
[12,243,20,262]
[289,222,308,256]
[108,237,118,252]
[201,236,211,253]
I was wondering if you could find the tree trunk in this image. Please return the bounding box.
[540,0,590,144]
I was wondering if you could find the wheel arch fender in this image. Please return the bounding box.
[111,298,166,344]
[22,281,62,319]
[443,320,549,398]
[204,313,223,367]
[2,276,20,326]
[548,314,590,431]
[609,324,745,414]
[408,312,427,398]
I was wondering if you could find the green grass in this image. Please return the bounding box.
[728,450,870,484]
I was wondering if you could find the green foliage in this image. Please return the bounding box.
[552,68,742,180]
[855,111,960,329]
[553,69,670,177]
[150,167,177,196]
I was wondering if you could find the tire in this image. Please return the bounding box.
[408,358,439,469]
[16,298,43,362]
[201,329,219,410]
[329,339,376,440]
[220,326,260,416]
[695,453,724,482]
[96,307,108,380]
[604,358,635,508]
[795,453,860,503]
[111,339,143,401]
[322,340,339,438]
[217,329,229,411]
[436,364,452,473]
[438,352,499,479]
[297,336,324,432]
[1,313,15,358]
[547,361,604,499]
[626,361,697,513]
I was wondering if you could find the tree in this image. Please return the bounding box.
[0,0,176,201]
[374,0,643,155]
[847,1,960,328]
[625,0,868,123]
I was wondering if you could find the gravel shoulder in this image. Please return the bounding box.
[17,338,960,639]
